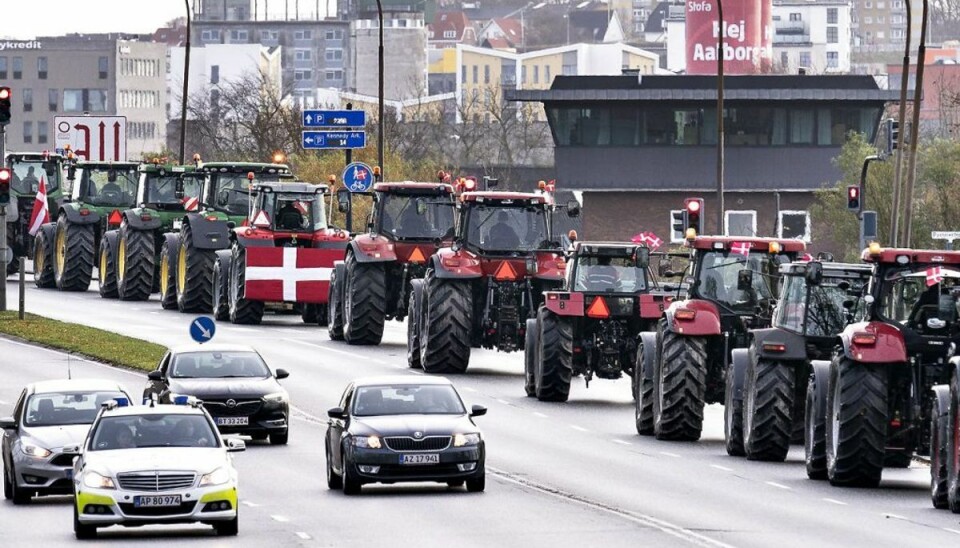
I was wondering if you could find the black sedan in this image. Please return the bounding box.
[326,376,486,495]
[143,344,291,445]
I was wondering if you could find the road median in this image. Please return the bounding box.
[0,311,164,371]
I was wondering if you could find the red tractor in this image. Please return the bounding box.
[210,181,349,325]
[408,185,575,374]
[525,241,677,402]
[635,226,805,441]
[327,178,456,345]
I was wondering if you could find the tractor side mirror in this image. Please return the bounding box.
[635,247,650,268]
[43,161,57,177]
[566,200,580,218]
[483,176,498,190]
[107,169,118,183]
[175,176,185,200]
[806,261,823,285]
[336,188,351,214]
[737,269,754,291]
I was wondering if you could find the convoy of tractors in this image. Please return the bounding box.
[9,149,960,511]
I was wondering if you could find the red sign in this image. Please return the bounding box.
[243,247,334,304]
[686,0,772,74]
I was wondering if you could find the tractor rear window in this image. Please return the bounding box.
[696,251,783,310]
[143,174,202,206]
[378,193,454,240]
[465,205,548,253]
[775,275,861,336]
[261,193,326,231]
[879,267,960,324]
[81,167,138,207]
[8,159,60,194]
[574,255,647,292]
[211,173,278,215]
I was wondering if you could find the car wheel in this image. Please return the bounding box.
[341,455,361,496]
[269,430,289,446]
[3,462,13,500]
[326,444,343,490]
[10,465,31,505]
[214,516,239,536]
[250,433,268,442]
[466,473,485,493]
[73,502,97,539]
[447,480,465,488]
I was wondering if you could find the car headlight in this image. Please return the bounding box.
[350,435,382,449]
[199,467,231,487]
[20,443,52,459]
[263,392,288,403]
[453,433,481,447]
[82,471,116,490]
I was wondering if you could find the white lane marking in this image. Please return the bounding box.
[823,498,847,506]
[709,464,733,472]
[241,500,260,507]
[659,451,681,458]
[612,439,631,446]
[570,425,588,432]
[942,528,960,535]
[490,467,734,548]
[296,532,311,540]
[271,515,291,523]
[882,513,907,520]
[495,398,510,405]
[284,338,390,365]
[462,387,478,393]
[533,412,548,418]
[765,481,791,490]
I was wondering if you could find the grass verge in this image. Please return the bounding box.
[0,311,164,371]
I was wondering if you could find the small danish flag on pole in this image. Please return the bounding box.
[926,266,944,287]
[731,241,751,256]
[644,232,663,250]
[27,176,50,236]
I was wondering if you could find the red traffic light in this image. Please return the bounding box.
[847,186,859,199]
[0,88,9,100]
[0,168,10,183]
[687,199,701,213]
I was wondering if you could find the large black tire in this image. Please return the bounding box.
[724,359,745,457]
[327,265,345,340]
[655,331,707,441]
[73,501,97,539]
[211,252,231,321]
[32,227,56,288]
[343,254,386,345]
[176,221,215,313]
[407,279,424,369]
[524,317,539,397]
[158,239,178,310]
[744,357,795,462]
[228,245,264,325]
[53,216,95,291]
[466,473,485,493]
[932,389,950,509]
[805,363,829,480]
[301,304,328,326]
[826,357,887,488]
[635,336,656,435]
[97,231,119,299]
[116,221,154,301]
[535,307,572,402]
[420,271,472,374]
[947,371,960,513]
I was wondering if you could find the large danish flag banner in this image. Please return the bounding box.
[243,247,335,304]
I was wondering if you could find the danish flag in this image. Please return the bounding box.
[926,266,944,287]
[630,232,663,250]
[243,247,336,303]
[27,176,50,236]
[731,241,751,256]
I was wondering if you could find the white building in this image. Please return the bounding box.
[772,0,853,74]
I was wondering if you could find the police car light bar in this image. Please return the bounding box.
[171,394,203,407]
[101,397,131,410]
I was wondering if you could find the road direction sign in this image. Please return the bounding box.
[302,131,366,150]
[342,162,375,193]
[932,231,960,240]
[302,110,366,128]
[54,116,127,161]
[189,316,216,344]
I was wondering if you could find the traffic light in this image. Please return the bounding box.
[846,185,860,211]
[682,197,704,237]
[885,118,899,154]
[0,87,11,126]
[0,168,11,205]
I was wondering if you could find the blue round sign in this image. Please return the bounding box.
[190,316,216,344]
[342,162,374,193]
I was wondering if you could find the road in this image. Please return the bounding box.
[3,282,960,547]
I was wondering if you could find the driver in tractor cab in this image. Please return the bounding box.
[99,176,124,200]
[580,256,619,291]
[488,210,520,249]
[277,200,306,231]
[398,200,430,235]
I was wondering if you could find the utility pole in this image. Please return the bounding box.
[715,0,725,235]
[889,0,911,247]
[180,0,193,164]
[0,125,7,311]
[376,0,385,178]
[901,0,928,247]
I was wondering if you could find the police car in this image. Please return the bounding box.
[70,396,244,539]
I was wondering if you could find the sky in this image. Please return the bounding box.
[2,1,185,39]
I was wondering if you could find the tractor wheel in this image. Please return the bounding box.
[654,330,707,441]
[158,239,178,310]
[211,252,231,322]
[32,227,56,288]
[723,357,745,457]
[228,245,264,325]
[744,357,795,462]
[327,265,345,341]
[524,317,539,397]
[97,232,119,299]
[116,222,154,301]
[948,372,960,513]
[420,271,472,374]
[535,307,572,402]
[634,334,657,436]
[53,216,95,292]
[932,389,950,509]
[301,304,328,326]
[826,357,887,488]
[805,364,829,480]
[176,221,215,313]
[342,254,386,345]
[407,279,424,369]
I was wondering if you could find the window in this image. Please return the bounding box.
[865,1,872,8]
[294,30,313,40]
[37,121,48,145]
[725,211,757,237]
[780,51,789,67]
[0,57,6,79]
[893,0,903,8]
[877,31,885,39]
[23,121,32,144]
[37,56,47,79]
[864,16,873,24]
[827,8,838,24]
[827,52,839,68]
[325,29,344,40]
[325,69,343,81]
[230,30,248,41]
[461,65,467,84]
[324,49,343,61]
[13,56,22,79]
[295,49,312,61]
[534,65,539,84]
[294,70,313,81]
[443,30,457,38]
[22,88,32,112]
[669,210,685,243]
[562,63,576,75]
[877,1,885,7]
[789,12,801,21]
[211,65,220,84]
[63,89,108,112]
[877,17,885,24]
[98,56,108,79]
[472,65,478,84]
[545,65,551,83]
[88,89,107,111]
[778,211,810,241]
[64,89,83,111]
[201,29,220,41]
[892,29,904,39]
[799,51,811,67]
[827,26,838,43]
[789,108,815,144]
[48,89,57,111]
[261,30,279,41]
[484,64,490,84]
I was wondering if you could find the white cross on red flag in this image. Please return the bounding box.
[926,266,944,287]
[27,176,50,236]
[731,241,751,256]
[630,232,663,250]
[243,247,337,303]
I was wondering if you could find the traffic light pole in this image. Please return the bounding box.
[0,124,7,311]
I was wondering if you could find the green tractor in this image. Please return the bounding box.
[161,162,293,313]
[32,160,139,291]
[4,152,65,277]
[97,163,203,301]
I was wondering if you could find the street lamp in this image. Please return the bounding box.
[376,0,385,178]
[715,0,725,235]
[901,0,929,247]
[180,0,193,164]
[889,0,911,246]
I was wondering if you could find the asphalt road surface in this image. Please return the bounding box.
[3,281,960,547]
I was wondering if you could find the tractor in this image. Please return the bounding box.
[723,259,871,463]
[161,161,294,313]
[803,245,960,489]
[327,178,456,345]
[211,181,349,325]
[634,229,805,441]
[4,152,65,278]
[32,160,139,291]
[524,241,677,402]
[97,163,203,300]
[408,185,576,374]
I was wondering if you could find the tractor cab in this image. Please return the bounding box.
[459,192,555,256]
[68,162,139,209]
[136,163,203,212]
[567,242,650,294]
[775,260,871,341]
[198,162,293,217]
[249,182,328,235]
[5,152,62,196]
[370,182,456,242]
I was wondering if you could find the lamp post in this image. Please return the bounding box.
[901,0,928,247]
[888,0,911,247]
[376,0,385,178]
[180,0,192,163]
[715,0,725,235]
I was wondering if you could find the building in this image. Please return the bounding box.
[352,17,429,100]
[773,0,852,74]
[427,11,478,49]
[478,18,524,50]
[851,0,909,51]
[888,61,960,137]
[507,75,897,255]
[0,35,167,158]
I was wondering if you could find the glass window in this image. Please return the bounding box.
[48,88,58,111]
[473,65,478,84]
[352,385,465,416]
[827,27,839,44]
[696,250,783,310]
[80,165,138,207]
[9,157,60,193]
[143,173,202,206]
[610,106,640,145]
[230,29,248,41]
[774,275,807,332]
[461,65,467,83]
[827,51,839,68]
[88,89,108,111]
[37,121,47,144]
[22,88,32,112]
[789,108,815,144]
[725,210,756,236]
[13,56,22,79]
[878,267,960,324]
[778,210,810,241]
[789,12,801,21]
[325,49,343,61]
[799,51,811,67]
[378,192,455,239]
[37,56,47,79]
[534,65,540,84]
[294,29,313,40]
[465,204,548,252]
[24,391,127,427]
[98,56,108,79]
[545,65,551,82]
[325,69,343,81]
[574,254,647,292]
[294,70,313,81]
[171,351,270,378]
[295,49,312,61]
[484,64,490,84]
[22,121,32,143]
[827,8,838,24]
[90,415,218,450]
[0,56,6,79]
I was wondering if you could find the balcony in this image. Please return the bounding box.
[775,20,807,34]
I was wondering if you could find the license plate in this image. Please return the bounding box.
[134,495,181,508]
[216,417,249,426]
[399,453,440,465]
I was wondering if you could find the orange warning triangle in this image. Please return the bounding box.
[408,247,426,263]
[494,261,518,281]
[586,296,611,319]
[108,209,123,225]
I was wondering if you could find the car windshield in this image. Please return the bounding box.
[465,204,548,252]
[262,193,326,232]
[696,250,784,309]
[211,172,284,215]
[879,266,960,324]
[80,166,138,207]
[574,255,647,292]
[775,274,865,336]
[170,351,271,378]
[8,158,60,193]
[23,391,127,427]
[378,193,454,240]
[142,173,203,206]
[90,414,218,450]
[352,385,466,416]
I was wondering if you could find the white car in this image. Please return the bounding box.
[71,396,244,539]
